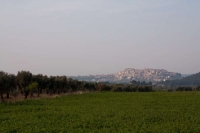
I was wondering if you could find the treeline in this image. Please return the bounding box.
[0,70,96,102]
[97,83,153,92]
[175,86,200,91]
[159,72,200,86]
[111,84,153,92]
[0,70,154,102]
[130,80,152,85]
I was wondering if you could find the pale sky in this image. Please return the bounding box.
[1,0,200,76]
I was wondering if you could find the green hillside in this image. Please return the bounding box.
[160,72,200,86]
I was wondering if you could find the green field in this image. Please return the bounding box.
[1,92,200,133]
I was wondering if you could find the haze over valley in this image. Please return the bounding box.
[1,0,200,76]
[71,68,182,83]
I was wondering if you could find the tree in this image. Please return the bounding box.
[5,74,16,99]
[33,74,43,97]
[130,80,138,85]
[55,76,61,94]
[26,82,39,98]
[0,71,7,102]
[16,71,32,99]
[48,76,55,95]
[196,86,200,91]
[60,76,68,93]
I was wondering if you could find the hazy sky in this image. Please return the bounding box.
[1,0,200,76]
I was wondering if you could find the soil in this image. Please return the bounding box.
[1,91,94,103]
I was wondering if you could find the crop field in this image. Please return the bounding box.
[1,92,200,133]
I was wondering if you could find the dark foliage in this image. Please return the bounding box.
[3,70,192,102]
[111,84,153,92]
[130,80,152,85]
[176,86,193,91]
[159,72,200,86]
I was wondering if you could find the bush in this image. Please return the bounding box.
[196,86,200,91]
[111,85,152,92]
[176,86,192,91]
[168,89,173,92]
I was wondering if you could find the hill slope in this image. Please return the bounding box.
[71,68,182,83]
[160,72,200,86]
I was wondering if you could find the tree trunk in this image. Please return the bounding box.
[37,88,40,97]
[46,90,49,94]
[30,92,34,98]
[24,91,29,99]
[0,93,4,102]
[57,89,60,94]
[6,93,9,99]
[50,90,53,95]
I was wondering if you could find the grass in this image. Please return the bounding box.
[1,92,200,133]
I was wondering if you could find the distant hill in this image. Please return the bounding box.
[181,74,192,77]
[159,72,200,86]
[70,68,182,83]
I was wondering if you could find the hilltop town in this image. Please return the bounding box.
[70,68,182,83]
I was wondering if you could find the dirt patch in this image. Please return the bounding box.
[1,91,96,103]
